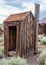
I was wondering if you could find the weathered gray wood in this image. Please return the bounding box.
[34,4,40,54]
[21,20,25,57]
[16,26,19,56]
[26,16,28,55]
[4,23,9,56]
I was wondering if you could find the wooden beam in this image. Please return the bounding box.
[4,23,9,56]
[21,21,25,57]
[16,26,19,56]
[34,4,40,54]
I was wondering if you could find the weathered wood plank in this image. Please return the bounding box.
[34,4,40,54]
[4,23,9,56]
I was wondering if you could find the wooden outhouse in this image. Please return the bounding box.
[4,4,40,57]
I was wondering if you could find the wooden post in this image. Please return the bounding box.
[16,26,19,56]
[4,23,9,56]
[21,21,25,57]
[34,4,40,54]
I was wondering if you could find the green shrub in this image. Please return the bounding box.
[0,52,4,58]
[0,46,4,53]
[37,48,43,54]
[38,50,46,65]
[0,34,4,42]
[41,37,46,44]
[10,56,27,65]
[0,46,4,59]
[0,56,27,65]
[38,35,46,44]
[1,58,10,65]
[38,35,44,42]
[0,37,4,42]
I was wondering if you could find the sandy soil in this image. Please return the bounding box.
[26,55,38,65]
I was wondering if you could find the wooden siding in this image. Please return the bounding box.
[4,12,36,57]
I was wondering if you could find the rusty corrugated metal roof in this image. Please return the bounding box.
[4,11,33,22]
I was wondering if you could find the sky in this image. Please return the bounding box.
[0,0,46,23]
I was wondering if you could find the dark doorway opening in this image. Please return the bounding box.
[8,26,17,52]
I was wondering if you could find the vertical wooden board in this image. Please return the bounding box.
[27,23,30,51]
[34,4,40,54]
[26,17,28,54]
[16,23,22,57]
[4,23,9,56]
[21,21,25,57]
[27,15,32,51]
[18,23,22,56]
[17,24,20,56]
[19,22,22,56]
[19,22,23,57]
[16,25,19,56]
[24,21,27,54]
[32,20,35,51]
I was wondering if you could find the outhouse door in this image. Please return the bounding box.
[8,26,17,51]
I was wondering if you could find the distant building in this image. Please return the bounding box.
[39,18,46,35]
[0,24,4,36]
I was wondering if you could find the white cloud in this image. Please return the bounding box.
[40,4,46,11]
[0,0,46,23]
[0,16,7,23]
[0,0,6,5]
[36,0,46,12]
[38,0,46,4]
[0,3,35,23]
[0,5,22,15]
[22,1,46,13]
[0,5,23,23]
[23,2,35,14]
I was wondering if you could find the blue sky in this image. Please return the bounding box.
[0,0,46,23]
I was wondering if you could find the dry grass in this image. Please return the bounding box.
[38,42,46,51]
[0,42,4,47]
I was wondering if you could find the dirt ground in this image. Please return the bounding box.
[0,42,39,65]
[26,55,38,65]
[0,56,38,65]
